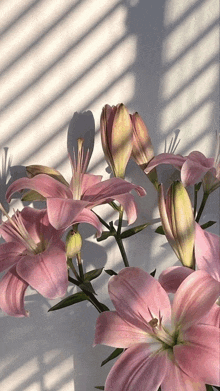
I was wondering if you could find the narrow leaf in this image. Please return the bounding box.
[155,225,165,235]
[105,269,118,276]
[79,281,96,295]
[97,231,115,242]
[201,221,216,230]
[84,268,103,281]
[95,387,104,390]
[48,292,88,311]
[120,222,151,239]
[101,348,124,367]
[205,385,213,391]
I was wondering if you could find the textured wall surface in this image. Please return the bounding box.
[0,0,219,390]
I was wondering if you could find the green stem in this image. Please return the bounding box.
[117,208,123,235]
[76,252,84,281]
[115,236,129,267]
[196,192,209,223]
[68,275,108,313]
[193,184,198,217]
[92,211,111,230]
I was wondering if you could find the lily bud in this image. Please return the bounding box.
[130,112,158,189]
[100,103,133,178]
[159,182,195,268]
[26,165,69,186]
[130,112,154,167]
[66,227,82,258]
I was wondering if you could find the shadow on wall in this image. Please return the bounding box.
[0,0,219,390]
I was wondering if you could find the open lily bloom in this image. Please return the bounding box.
[145,150,216,187]
[0,207,68,317]
[158,223,220,327]
[6,139,146,233]
[94,267,220,391]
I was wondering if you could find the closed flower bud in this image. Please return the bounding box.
[66,227,82,258]
[100,103,133,178]
[159,182,195,268]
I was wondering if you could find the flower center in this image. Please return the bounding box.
[0,205,47,254]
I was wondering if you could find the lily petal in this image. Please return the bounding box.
[174,324,220,386]
[0,242,25,272]
[113,193,138,225]
[82,177,146,203]
[145,153,186,174]
[158,266,193,293]
[47,198,89,230]
[72,208,103,237]
[181,158,211,187]
[16,245,68,299]
[104,343,167,391]
[172,270,220,330]
[108,268,171,331]
[195,223,220,281]
[162,355,206,391]
[0,266,29,317]
[80,173,102,195]
[6,174,72,202]
[94,311,155,348]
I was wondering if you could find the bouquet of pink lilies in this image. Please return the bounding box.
[0,104,219,391]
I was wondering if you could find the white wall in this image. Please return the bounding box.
[0,0,219,390]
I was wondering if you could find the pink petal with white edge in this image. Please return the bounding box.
[94,311,157,348]
[72,208,103,237]
[158,266,193,293]
[108,268,171,332]
[181,159,211,187]
[6,174,72,202]
[47,198,89,230]
[80,173,102,195]
[0,266,29,317]
[0,242,25,272]
[195,223,220,281]
[174,324,220,386]
[104,343,167,391]
[82,177,146,203]
[161,355,206,391]
[16,245,68,299]
[113,193,138,225]
[145,153,186,173]
[172,270,220,330]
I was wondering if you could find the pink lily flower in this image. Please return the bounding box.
[158,223,220,327]
[145,150,216,188]
[0,206,68,317]
[6,139,146,233]
[94,267,220,391]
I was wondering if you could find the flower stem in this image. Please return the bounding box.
[68,275,108,313]
[115,235,129,267]
[76,252,84,281]
[196,192,209,223]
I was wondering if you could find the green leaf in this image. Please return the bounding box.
[101,348,124,367]
[84,268,103,281]
[105,269,118,276]
[195,182,202,191]
[48,292,88,311]
[150,269,156,277]
[206,385,213,390]
[94,387,104,390]
[120,222,151,239]
[201,221,216,230]
[79,281,96,295]
[155,225,165,235]
[97,231,115,242]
